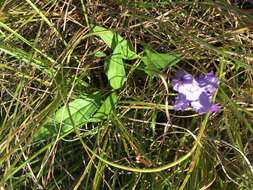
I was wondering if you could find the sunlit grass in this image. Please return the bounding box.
[1,0,253,189]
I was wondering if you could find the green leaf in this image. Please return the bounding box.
[90,92,118,122]
[34,93,101,140]
[142,47,181,76]
[93,25,138,60]
[53,94,100,133]
[33,124,51,142]
[105,45,126,89]
[95,50,107,58]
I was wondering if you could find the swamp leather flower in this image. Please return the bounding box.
[172,70,219,114]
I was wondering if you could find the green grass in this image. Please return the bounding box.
[1,0,253,189]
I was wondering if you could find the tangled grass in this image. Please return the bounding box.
[1,0,253,189]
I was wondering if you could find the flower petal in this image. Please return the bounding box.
[173,93,190,110]
[172,71,203,101]
[172,70,194,92]
[209,104,220,113]
[191,92,220,114]
[191,92,211,114]
[179,81,203,101]
[197,71,219,95]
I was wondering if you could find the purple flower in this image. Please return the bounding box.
[172,70,202,101]
[172,70,219,114]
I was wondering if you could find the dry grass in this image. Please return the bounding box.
[1,0,253,189]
